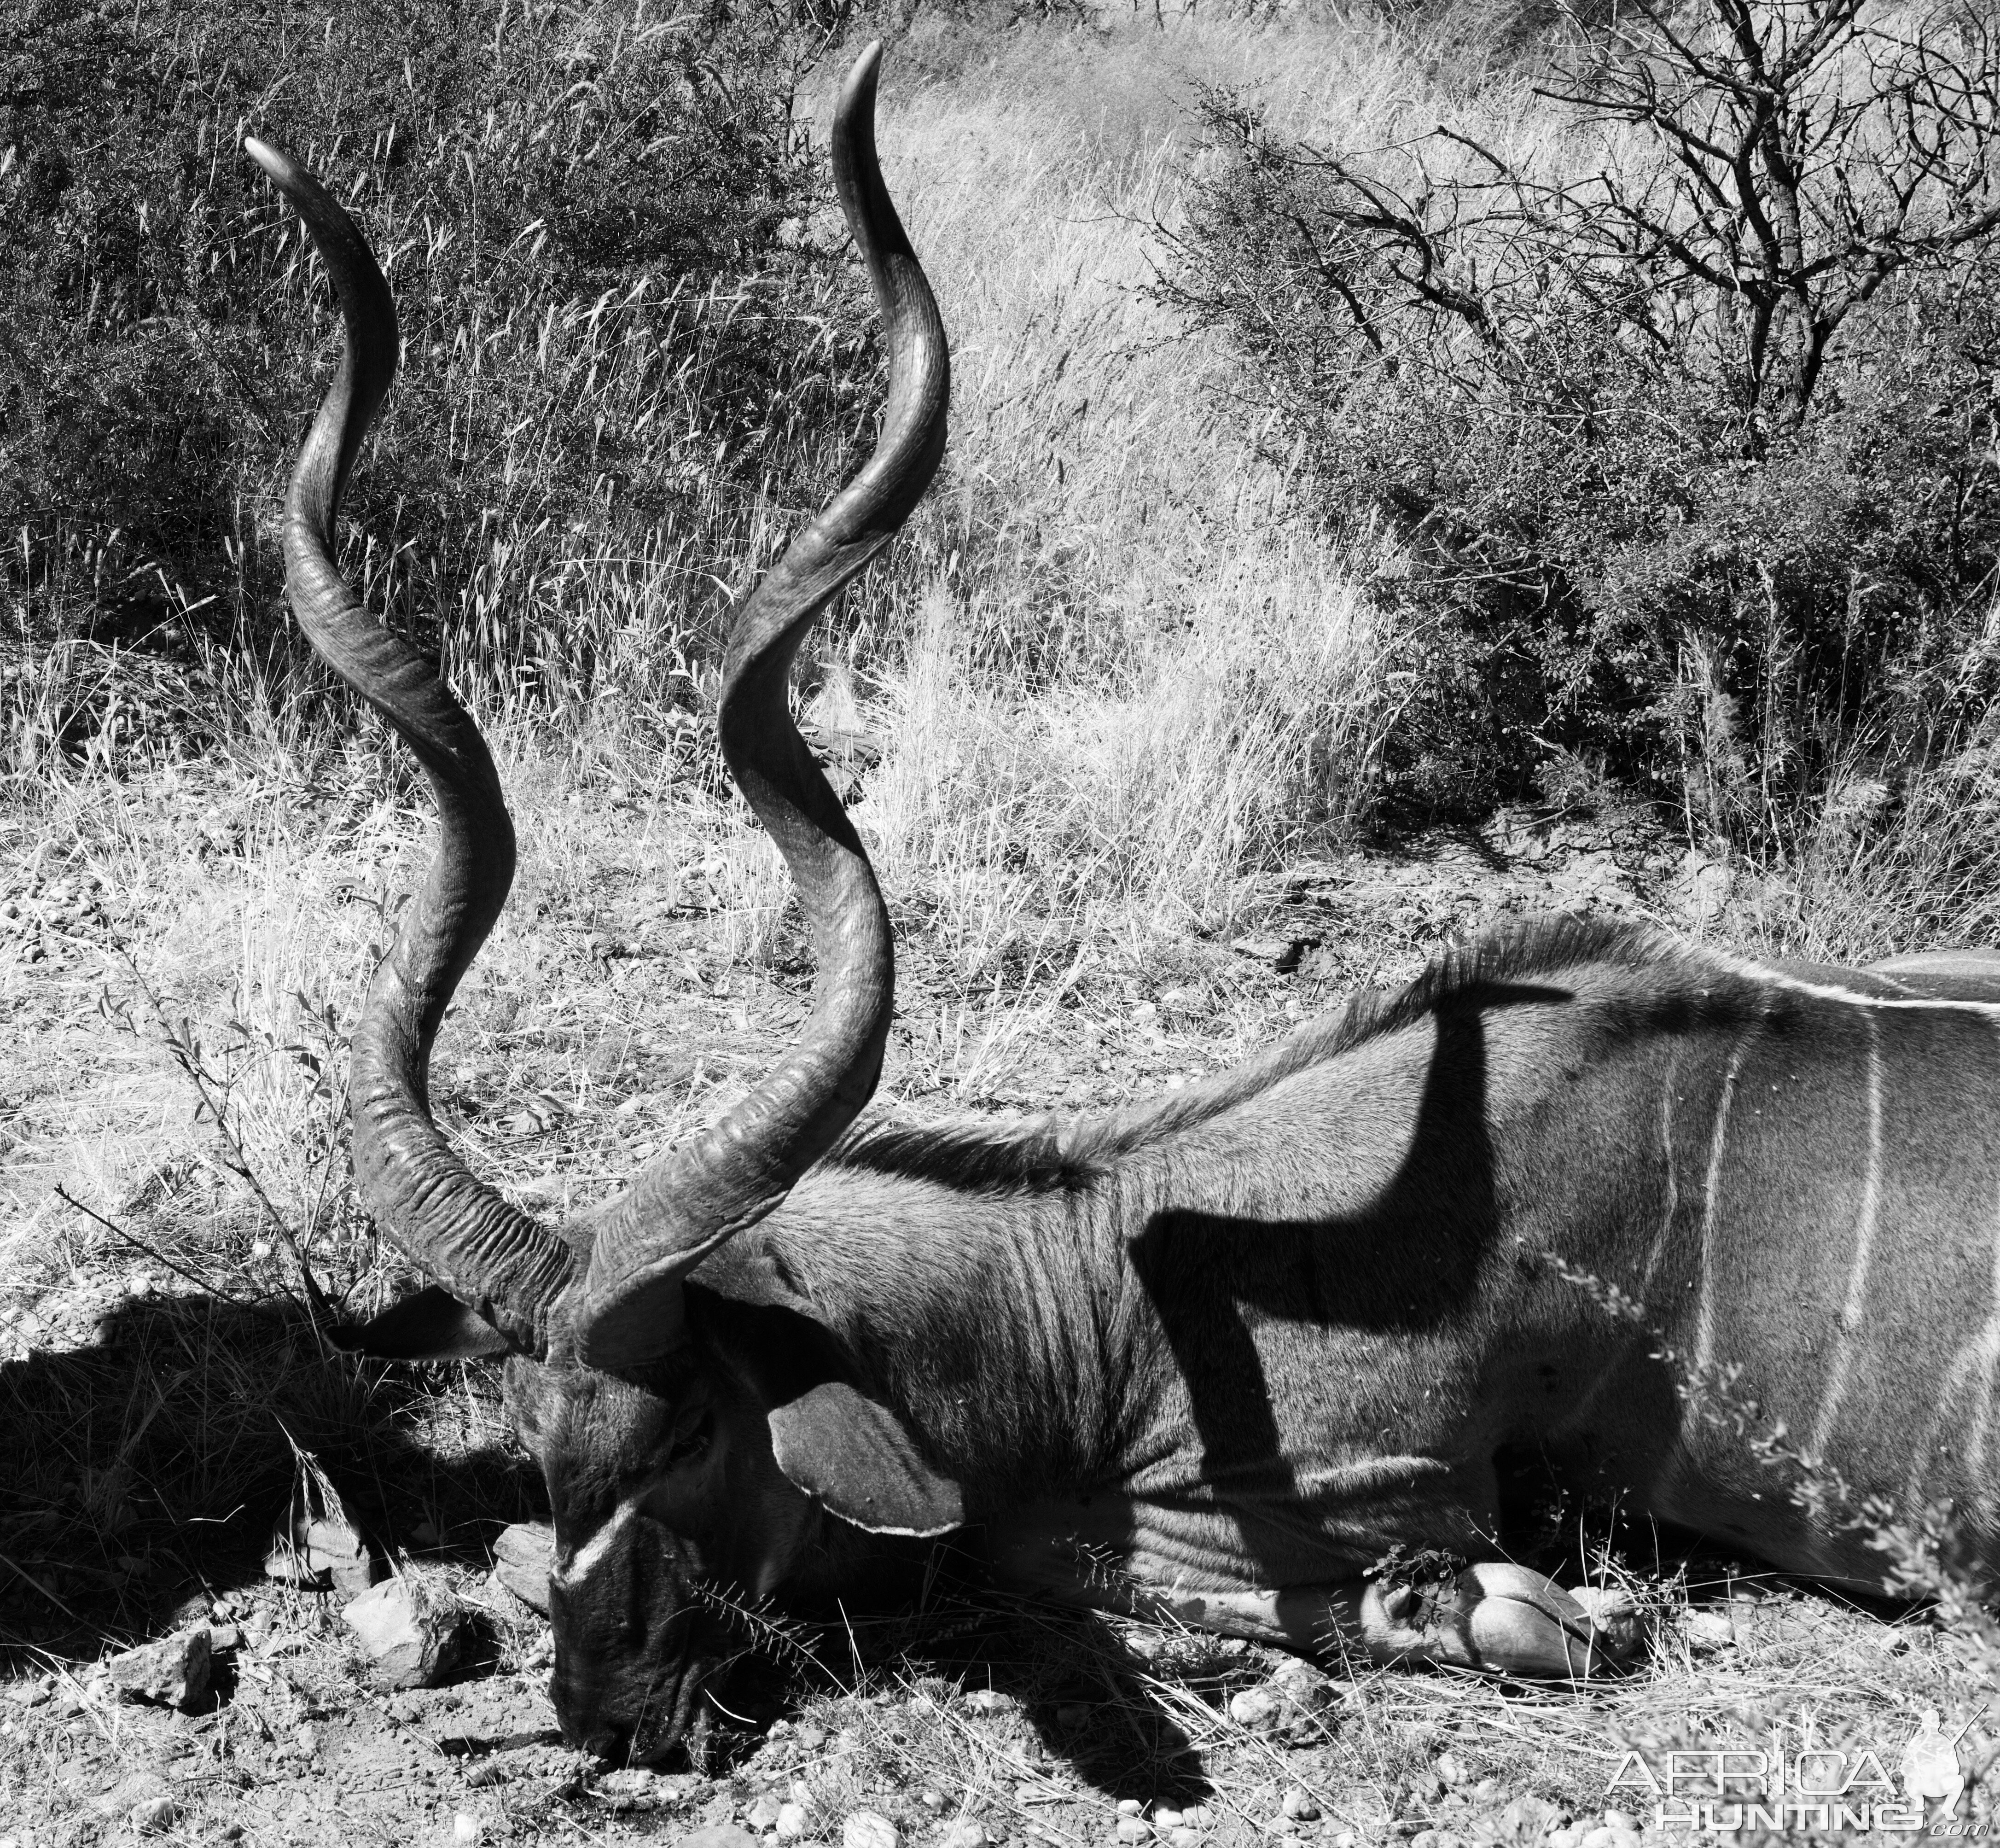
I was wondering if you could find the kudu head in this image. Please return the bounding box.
[245,46,962,1763]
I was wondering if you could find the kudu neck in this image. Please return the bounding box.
[718,1151,1146,1510]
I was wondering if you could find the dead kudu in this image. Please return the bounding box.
[248,46,2000,1765]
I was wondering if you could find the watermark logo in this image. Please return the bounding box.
[1902,1710,1977,1823]
[1606,1708,1987,1835]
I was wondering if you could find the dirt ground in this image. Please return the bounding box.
[3,754,1994,1846]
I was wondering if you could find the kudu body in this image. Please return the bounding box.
[248,49,2000,1765]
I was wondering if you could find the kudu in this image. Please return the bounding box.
[249,46,2000,1764]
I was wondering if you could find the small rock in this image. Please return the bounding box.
[465,1761,508,1788]
[1600,1813,1636,1834]
[940,1825,990,1848]
[492,1521,553,1615]
[453,1816,483,1846]
[1150,1810,1184,1831]
[342,1575,471,1689]
[1434,1752,1468,1786]
[1178,1808,1209,1829]
[1116,1802,1144,1818]
[266,1507,375,1596]
[1170,1833,1201,1848]
[680,1830,759,1848]
[1496,1797,1558,1840]
[1281,1790,1320,1821]
[1684,1610,1735,1652]
[101,1629,210,1711]
[4,1680,50,1707]
[208,1623,241,1653]
[918,1792,946,1813]
[844,1813,899,1848]
[749,1797,784,1831]
[296,1723,320,1757]
[1115,1823,1150,1845]
[595,1769,659,1803]
[130,1796,177,1834]
[964,1689,1007,1715]
[797,1724,829,1750]
[776,1803,809,1839]
[1878,1628,1912,1654]
[1227,1687,1279,1728]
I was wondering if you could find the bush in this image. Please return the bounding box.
[0,0,874,757]
[1164,0,2000,841]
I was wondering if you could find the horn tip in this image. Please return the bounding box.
[243,134,293,187]
[842,39,884,114]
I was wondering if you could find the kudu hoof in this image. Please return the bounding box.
[1367,1562,1638,1679]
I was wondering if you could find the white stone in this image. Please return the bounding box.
[1684,1610,1736,1651]
[1115,1822,1151,1844]
[130,1797,178,1835]
[1601,1811,1637,1833]
[964,1689,1007,1715]
[342,1577,471,1689]
[453,1816,483,1846]
[748,1798,784,1831]
[776,1804,809,1839]
[1170,1831,1202,1848]
[1227,1687,1279,1727]
[101,1629,210,1710]
[940,1824,990,1848]
[1149,1809,1183,1831]
[843,1813,899,1848]
[1281,1790,1320,1821]
[1116,1801,1144,1818]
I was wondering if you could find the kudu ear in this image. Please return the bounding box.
[767,1382,965,1537]
[332,1285,514,1361]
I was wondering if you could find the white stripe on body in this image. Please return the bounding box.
[1694,1028,1756,1374]
[1810,1009,1883,1458]
[1743,961,2000,1015]
[1640,1044,1682,1294]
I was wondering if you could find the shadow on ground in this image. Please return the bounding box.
[0,1294,1215,1798]
[0,1291,541,1668]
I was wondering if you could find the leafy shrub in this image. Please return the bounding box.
[1164,0,2000,841]
[0,0,874,753]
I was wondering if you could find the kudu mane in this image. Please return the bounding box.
[825,911,1762,1201]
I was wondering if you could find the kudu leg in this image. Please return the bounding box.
[1137,1565,1640,1680]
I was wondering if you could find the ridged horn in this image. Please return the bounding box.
[245,136,575,1356]
[570,42,949,1368]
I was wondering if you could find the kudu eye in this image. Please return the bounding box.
[664,1411,712,1469]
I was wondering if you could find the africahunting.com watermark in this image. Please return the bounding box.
[1606,1708,1988,1835]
